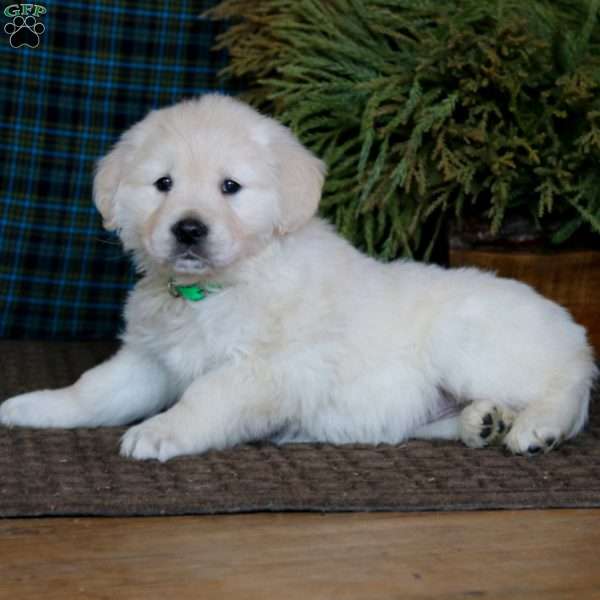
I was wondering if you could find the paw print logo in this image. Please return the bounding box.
[4,15,45,48]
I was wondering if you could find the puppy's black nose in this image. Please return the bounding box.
[171,218,209,246]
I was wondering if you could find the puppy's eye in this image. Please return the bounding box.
[154,176,173,193]
[221,179,241,195]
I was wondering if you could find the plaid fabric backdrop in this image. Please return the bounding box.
[0,0,229,339]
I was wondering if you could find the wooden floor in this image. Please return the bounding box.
[1,509,599,599]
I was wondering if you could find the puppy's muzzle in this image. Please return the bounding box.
[171,217,209,247]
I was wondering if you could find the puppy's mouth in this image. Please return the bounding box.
[171,249,212,274]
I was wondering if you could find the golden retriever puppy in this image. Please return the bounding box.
[1,95,596,461]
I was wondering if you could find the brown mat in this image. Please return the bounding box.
[1,341,599,517]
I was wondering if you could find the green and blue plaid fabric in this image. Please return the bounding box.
[0,0,229,338]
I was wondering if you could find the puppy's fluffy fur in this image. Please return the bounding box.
[1,95,596,460]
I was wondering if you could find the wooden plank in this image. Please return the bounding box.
[0,509,599,599]
[450,249,600,353]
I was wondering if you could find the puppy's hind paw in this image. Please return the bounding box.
[504,417,562,457]
[459,401,516,449]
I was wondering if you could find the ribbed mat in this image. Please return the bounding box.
[1,341,598,517]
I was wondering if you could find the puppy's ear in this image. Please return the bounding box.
[273,132,326,235]
[93,141,126,231]
[93,111,158,230]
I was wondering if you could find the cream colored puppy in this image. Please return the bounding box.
[1,95,596,461]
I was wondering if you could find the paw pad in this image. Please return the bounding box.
[477,407,512,444]
[460,403,515,449]
[480,424,493,439]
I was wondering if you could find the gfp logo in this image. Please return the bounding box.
[3,4,46,48]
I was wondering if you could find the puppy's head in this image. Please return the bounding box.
[94,95,325,277]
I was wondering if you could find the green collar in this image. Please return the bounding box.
[168,278,223,302]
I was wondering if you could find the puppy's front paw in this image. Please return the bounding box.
[121,415,191,462]
[0,390,71,428]
[459,401,515,449]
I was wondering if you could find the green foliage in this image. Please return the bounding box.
[208,0,600,259]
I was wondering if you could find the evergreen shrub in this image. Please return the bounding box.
[209,0,600,259]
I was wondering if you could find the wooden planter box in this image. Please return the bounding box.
[449,247,600,355]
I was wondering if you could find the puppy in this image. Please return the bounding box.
[1,95,596,461]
